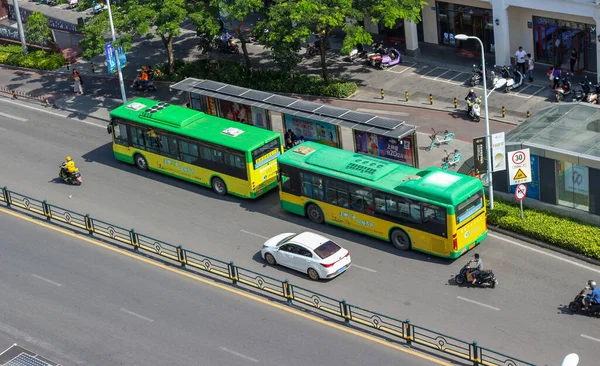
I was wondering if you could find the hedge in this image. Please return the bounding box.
[0,45,64,70]
[156,59,358,98]
[488,199,600,260]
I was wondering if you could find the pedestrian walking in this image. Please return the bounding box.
[515,46,527,76]
[527,53,534,82]
[72,69,83,95]
[547,67,555,88]
[570,48,578,73]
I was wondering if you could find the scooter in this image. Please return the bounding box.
[555,74,573,103]
[587,82,600,104]
[568,287,600,316]
[441,149,462,170]
[306,34,325,57]
[131,78,158,92]
[502,66,523,92]
[373,48,401,69]
[68,0,79,9]
[427,128,455,151]
[347,43,369,62]
[466,97,481,122]
[59,166,82,186]
[454,262,497,288]
[367,42,387,67]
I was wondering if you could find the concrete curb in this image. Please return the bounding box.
[489,225,600,267]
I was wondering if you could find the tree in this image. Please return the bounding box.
[25,11,52,51]
[78,0,189,74]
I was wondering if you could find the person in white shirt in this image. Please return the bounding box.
[526,53,534,82]
[515,46,527,76]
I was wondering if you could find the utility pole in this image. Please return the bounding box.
[106,0,127,104]
[12,0,28,55]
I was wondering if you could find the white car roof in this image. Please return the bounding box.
[290,232,331,250]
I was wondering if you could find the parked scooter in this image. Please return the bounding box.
[454,262,497,288]
[587,82,600,104]
[373,48,401,69]
[555,74,573,103]
[306,33,325,57]
[470,64,497,86]
[465,96,481,122]
[568,286,600,316]
[366,42,387,67]
[501,66,523,92]
[347,43,369,62]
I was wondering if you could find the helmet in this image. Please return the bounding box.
[65,156,72,162]
[474,253,480,259]
[470,88,474,93]
[588,280,597,288]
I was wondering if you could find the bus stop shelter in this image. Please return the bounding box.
[171,78,421,168]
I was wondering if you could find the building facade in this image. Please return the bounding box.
[392,0,600,76]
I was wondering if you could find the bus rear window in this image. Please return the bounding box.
[456,190,483,224]
[252,138,281,169]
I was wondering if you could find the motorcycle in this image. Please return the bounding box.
[470,64,497,86]
[306,34,325,57]
[568,287,600,316]
[555,74,573,103]
[466,96,481,122]
[372,48,401,69]
[501,66,523,92]
[454,262,497,288]
[587,82,600,104]
[216,37,240,54]
[441,149,462,170]
[59,166,82,186]
[366,42,387,67]
[131,77,157,92]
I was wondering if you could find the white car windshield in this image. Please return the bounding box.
[277,234,297,246]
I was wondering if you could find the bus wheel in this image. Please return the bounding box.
[390,229,411,251]
[211,177,227,196]
[306,203,324,224]
[134,154,148,171]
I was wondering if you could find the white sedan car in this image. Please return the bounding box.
[261,232,351,280]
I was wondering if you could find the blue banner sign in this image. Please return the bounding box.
[104,42,127,75]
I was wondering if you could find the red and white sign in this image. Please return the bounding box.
[515,183,527,201]
[508,149,532,185]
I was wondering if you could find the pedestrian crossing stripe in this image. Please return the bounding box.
[513,168,527,180]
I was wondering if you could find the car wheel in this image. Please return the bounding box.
[211,177,227,196]
[134,154,148,171]
[390,229,411,251]
[306,203,324,224]
[264,253,276,266]
[307,268,320,281]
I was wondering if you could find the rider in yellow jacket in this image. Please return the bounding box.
[61,156,79,176]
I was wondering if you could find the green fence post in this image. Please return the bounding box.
[130,228,139,251]
[283,280,293,305]
[84,214,94,235]
[3,187,11,207]
[405,319,412,346]
[341,299,350,324]
[177,245,187,267]
[472,341,479,366]
[42,200,51,221]
[229,261,238,285]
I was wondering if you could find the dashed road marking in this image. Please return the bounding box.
[120,308,154,322]
[0,111,28,122]
[456,296,500,311]
[240,229,269,240]
[581,334,600,343]
[219,347,259,363]
[31,274,62,287]
[352,264,377,273]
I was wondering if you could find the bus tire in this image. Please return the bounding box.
[306,203,324,224]
[390,229,411,251]
[134,153,148,171]
[211,177,227,196]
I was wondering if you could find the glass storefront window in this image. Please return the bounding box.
[436,2,493,52]
[556,161,589,211]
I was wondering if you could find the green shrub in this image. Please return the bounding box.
[155,59,358,98]
[0,46,64,70]
[488,199,600,259]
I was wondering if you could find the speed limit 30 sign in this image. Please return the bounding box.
[508,149,532,185]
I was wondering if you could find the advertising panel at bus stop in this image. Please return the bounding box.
[354,131,414,166]
[283,114,340,147]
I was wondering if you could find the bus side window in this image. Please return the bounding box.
[113,123,129,146]
[159,135,179,159]
[179,140,199,164]
[423,204,446,225]
[131,126,148,151]
[300,172,323,200]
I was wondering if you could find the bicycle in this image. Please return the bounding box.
[428,128,455,151]
[442,149,462,170]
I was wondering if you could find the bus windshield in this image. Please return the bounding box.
[456,190,484,224]
[252,138,281,169]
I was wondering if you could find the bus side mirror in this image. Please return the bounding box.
[107,125,113,134]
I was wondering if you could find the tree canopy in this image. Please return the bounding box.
[24,11,53,51]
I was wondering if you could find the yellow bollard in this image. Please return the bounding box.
[405,91,408,102]
[526,111,531,118]
[66,60,70,70]
[381,89,384,100]
[90,62,95,73]
[429,94,433,105]
[11,90,16,100]
[453,97,457,108]
[502,106,506,118]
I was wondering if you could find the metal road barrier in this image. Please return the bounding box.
[0,186,538,366]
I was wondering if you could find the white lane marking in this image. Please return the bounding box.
[0,97,105,128]
[385,62,416,74]
[433,69,452,80]
[356,108,409,117]
[120,308,154,322]
[447,72,467,82]
[456,296,500,311]
[219,347,259,363]
[240,229,269,240]
[513,85,531,96]
[0,127,7,131]
[581,334,600,343]
[0,111,28,122]
[488,233,600,274]
[420,67,441,78]
[31,274,62,287]
[352,264,377,273]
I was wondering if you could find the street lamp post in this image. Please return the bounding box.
[106,0,127,104]
[455,34,494,209]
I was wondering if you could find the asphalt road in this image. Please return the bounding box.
[0,205,444,366]
[0,96,599,365]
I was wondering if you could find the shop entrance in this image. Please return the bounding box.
[436,2,494,53]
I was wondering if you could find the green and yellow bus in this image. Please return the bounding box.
[277,142,487,258]
[107,98,283,198]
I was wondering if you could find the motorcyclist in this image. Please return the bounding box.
[468,253,483,285]
[584,280,600,309]
[60,156,78,179]
[465,89,477,114]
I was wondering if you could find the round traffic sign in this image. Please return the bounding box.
[515,183,527,201]
[512,150,527,165]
